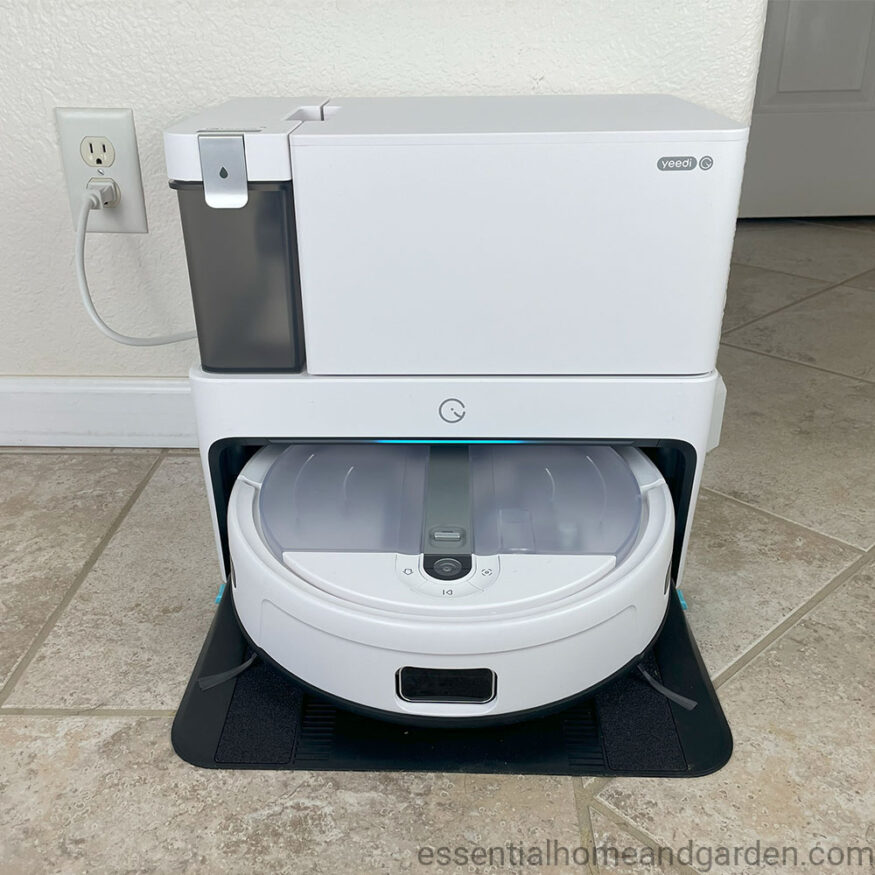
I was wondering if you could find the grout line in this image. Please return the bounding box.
[795,218,875,237]
[840,281,875,295]
[720,340,875,385]
[749,217,874,232]
[727,254,875,288]
[574,776,614,804]
[587,799,701,875]
[571,779,599,875]
[0,707,176,718]
[722,261,875,340]
[726,258,841,284]
[721,280,835,336]
[699,487,868,554]
[0,451,168,708]
[726,262,850,285]
[712,549,875,691]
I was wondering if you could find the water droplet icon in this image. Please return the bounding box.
[219,166,228,179]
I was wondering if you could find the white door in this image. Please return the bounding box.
[740,0,875,217]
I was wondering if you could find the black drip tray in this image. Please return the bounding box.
[172,590,731,776]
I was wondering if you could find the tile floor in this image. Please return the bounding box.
[1,219,873,874]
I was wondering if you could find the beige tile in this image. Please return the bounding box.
[681,491,859,677]
[5,457,218,710]
[721,265,828,333]
[598,565,875,875]
[0,715,580,874]
[731,220,875,282]
[705,346,875,549]
[725,285,875,382]
[588,806,691,874]
[0,452,157,689]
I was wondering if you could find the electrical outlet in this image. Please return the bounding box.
[80,136,115,167]
[56,107,148,233]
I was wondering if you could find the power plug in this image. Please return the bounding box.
[87,178,121,208]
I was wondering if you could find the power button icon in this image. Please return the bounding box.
[438,398,466,423]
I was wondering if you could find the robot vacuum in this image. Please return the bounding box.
[227,442,675,724]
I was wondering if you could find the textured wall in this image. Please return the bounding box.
[1,0,766,377]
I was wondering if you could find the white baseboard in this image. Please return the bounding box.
[0,377,197,447]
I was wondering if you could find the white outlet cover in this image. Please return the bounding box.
[55,107,148,233]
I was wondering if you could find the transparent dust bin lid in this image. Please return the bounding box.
[258,443,430,557]
[258,443,645,562]
[469,445,643,562]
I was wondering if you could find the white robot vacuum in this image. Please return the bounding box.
[227,441,674,723]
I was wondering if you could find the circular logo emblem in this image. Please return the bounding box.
[700,155,714,171]
[438,398,466,423]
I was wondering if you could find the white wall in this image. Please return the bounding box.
[0,0,766,380]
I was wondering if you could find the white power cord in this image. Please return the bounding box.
[75,180,197,346]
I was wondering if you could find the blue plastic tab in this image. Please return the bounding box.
[215,582,225,605]
[677,588,688,611]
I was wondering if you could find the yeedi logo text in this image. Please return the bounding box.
[657,156,698,171]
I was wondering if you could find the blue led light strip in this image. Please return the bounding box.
[374,439,530,445]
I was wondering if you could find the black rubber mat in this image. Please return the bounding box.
[172,589,732,776]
